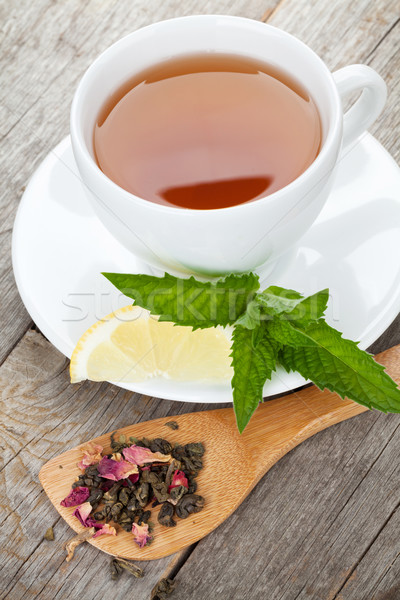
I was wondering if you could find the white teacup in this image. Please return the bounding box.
[70,15,386,277]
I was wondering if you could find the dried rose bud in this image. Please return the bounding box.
[77,443,103,472]
[60,486,90,507]
[97,456,139,481]
[168,470,188,492]
[131,522,152,548]
[123,445,171,465]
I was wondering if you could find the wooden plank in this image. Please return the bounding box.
[367,19,400,162]
[335,506,400,599]
[268,0,400,161]
[1,0,399,599]
[0,329,229,599]
[268,0,399,70]
[359,19,400,355]
[0,232,32,366]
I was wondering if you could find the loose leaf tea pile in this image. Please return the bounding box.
[61,432,205,549]
[103,272,400,432]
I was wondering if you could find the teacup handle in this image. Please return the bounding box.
[333,64,387,149]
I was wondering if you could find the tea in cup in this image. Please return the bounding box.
[71,16,386,276]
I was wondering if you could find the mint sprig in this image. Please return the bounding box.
[104,271,400,432]
[276,320,400,413]
[103,272,259,330]
[231,324,280,432]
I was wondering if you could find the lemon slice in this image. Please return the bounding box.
[70,305,233,384]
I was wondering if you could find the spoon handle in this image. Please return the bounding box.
[237,344,400,480]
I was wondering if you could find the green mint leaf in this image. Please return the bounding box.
[234,300,262,330]
[257,286,304,316]
[251,324,265,348]
[272,319,400,413]
[102,272,259,330]
[236,288,329,330]
[257,286,329,323]
[101,269,400,431]
[231,324,279,433]
[284,289,329,325]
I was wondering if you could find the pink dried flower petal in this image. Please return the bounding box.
[123,445,171,465]
[77,442,103,471]
[131,522,152,548]
[168,470,189,493]
[122,473,140,487]
[97,456,138,481]
[100,480,114,492]
[60,487,90,507]
[73,502,102,529]
[73,502,93,526]
[93,523,117,538]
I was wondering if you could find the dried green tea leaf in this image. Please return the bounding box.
[111,557,143,580]
[151,578,176,600]
[110,558,123,581]
[158,502,176,527]
[175,494,205,519]
[43,526,54,541]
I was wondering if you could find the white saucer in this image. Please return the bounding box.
[12,135,400,403]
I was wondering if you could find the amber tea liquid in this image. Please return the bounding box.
[94,54,321,210]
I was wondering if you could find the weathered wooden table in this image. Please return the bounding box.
[1,1,400,599]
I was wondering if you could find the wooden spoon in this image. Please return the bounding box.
[39,344,400,560]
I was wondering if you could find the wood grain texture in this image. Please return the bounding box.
[37,343,400,563]
[1,0,400,598]
[268,0,400,161]
[336,505,400,599]
[40,352,380,561]
[0,330,229,599]
[172,409,400,600]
